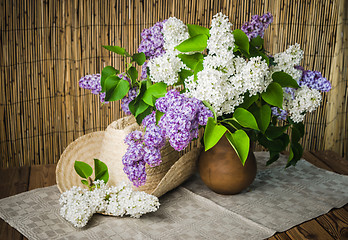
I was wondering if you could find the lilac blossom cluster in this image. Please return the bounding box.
[271,69,331,121]
[156,90,213,151]
[122,90,212,187]
[299,70,331,92]
[122,113,166,187]
[138,20,167,79]
[118,73,138,115]
[79,74,107,103]
[241,13,273,40]
[271,107,288,121]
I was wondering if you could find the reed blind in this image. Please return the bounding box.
[1,0,347,168]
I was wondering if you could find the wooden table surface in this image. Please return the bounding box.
[0,151,348,240]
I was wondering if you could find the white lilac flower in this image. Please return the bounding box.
[288,86,322,123]
[148,52,187,85]
[207,12,235,56]
[59,181,160,228]
[272,43,304,81]
[186,56,269,116]
[59,186,94,228]
[162,17,190,53]
[238,56,271,96]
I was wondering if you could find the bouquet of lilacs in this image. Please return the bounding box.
[80,12,331,187]
[60,160,160,227]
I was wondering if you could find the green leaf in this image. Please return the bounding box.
[250,36,264,48]
[94,159,109,183]
[128,66,138,85]
[250,105,271,133]
[221,119,242,131]
[204,117,227,151]
[258,133,289,152]
[272,72,300,88]
[238,93,258,109]
[178,69,194,83]
[225,130,250,165]
[265,125,289,139]
[249,44,269,65]
[131,52,146,65]
[232,29,250,54]
[142,82,167,106]
[202,101,217,122]
[105,76,130,102]
[194,59,204,78]
[102,45,127,56]
[74,161,93,179]
[155,110,164,125]
[261,82,283,108]
[286,142,303,167]
[135,107,153,125]
[175,34,208,52]
[128,99,136,116]
[101,66,119,92]
[177,53,204,70]
[233,108,259,130]
[135,100,149,116]
[266,151,280,166]
[291,126,302,143]
[187,24,210,37]
[81,179,89,186]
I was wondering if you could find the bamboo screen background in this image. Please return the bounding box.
[0,0,347,168]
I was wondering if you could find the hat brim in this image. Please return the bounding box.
[56,130,201,197]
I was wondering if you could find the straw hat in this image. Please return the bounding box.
[56,115,202,197]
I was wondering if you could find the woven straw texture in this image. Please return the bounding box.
[1,0,347,168]
[56,116,201,197]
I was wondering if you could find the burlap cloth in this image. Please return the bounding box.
[1,152,348,240]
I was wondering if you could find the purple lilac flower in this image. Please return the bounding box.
[121,87,138,115]
[123,161,147,187]
[117,73,139,115]
[138,20,167,79]
[156,89,213,151]
[122,112,166,186]
[79,74,108,103]
[271,107,288,120]
[299,70,331,92]
[241,13,273,40]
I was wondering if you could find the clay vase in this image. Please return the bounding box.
[198,135,257,195]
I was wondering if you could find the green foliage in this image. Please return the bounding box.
[127,66,138,85]
[104,76,130,102]
[131,52,146,65]
[101,66,119,92]
[155,110,164,125]
[272,72,300,88]
[250,105,271,133]
[74,159,109,190]
[102,45,129,56]
[250,36,264,49]
[187,24,210,37]
[225,130,250,165]
[94,159,109,183]
[232,108,259,130]
[204,117,227,151]
[175,34,208,52]
[238,93,258,109]
[142,82,167,106]
[74,161,93,179]
[261,82,283,108]
[265,125,289,139]
[177,53,204,70]
[232,29,250,55]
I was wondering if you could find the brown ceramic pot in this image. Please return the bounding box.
[198,135,257,195]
